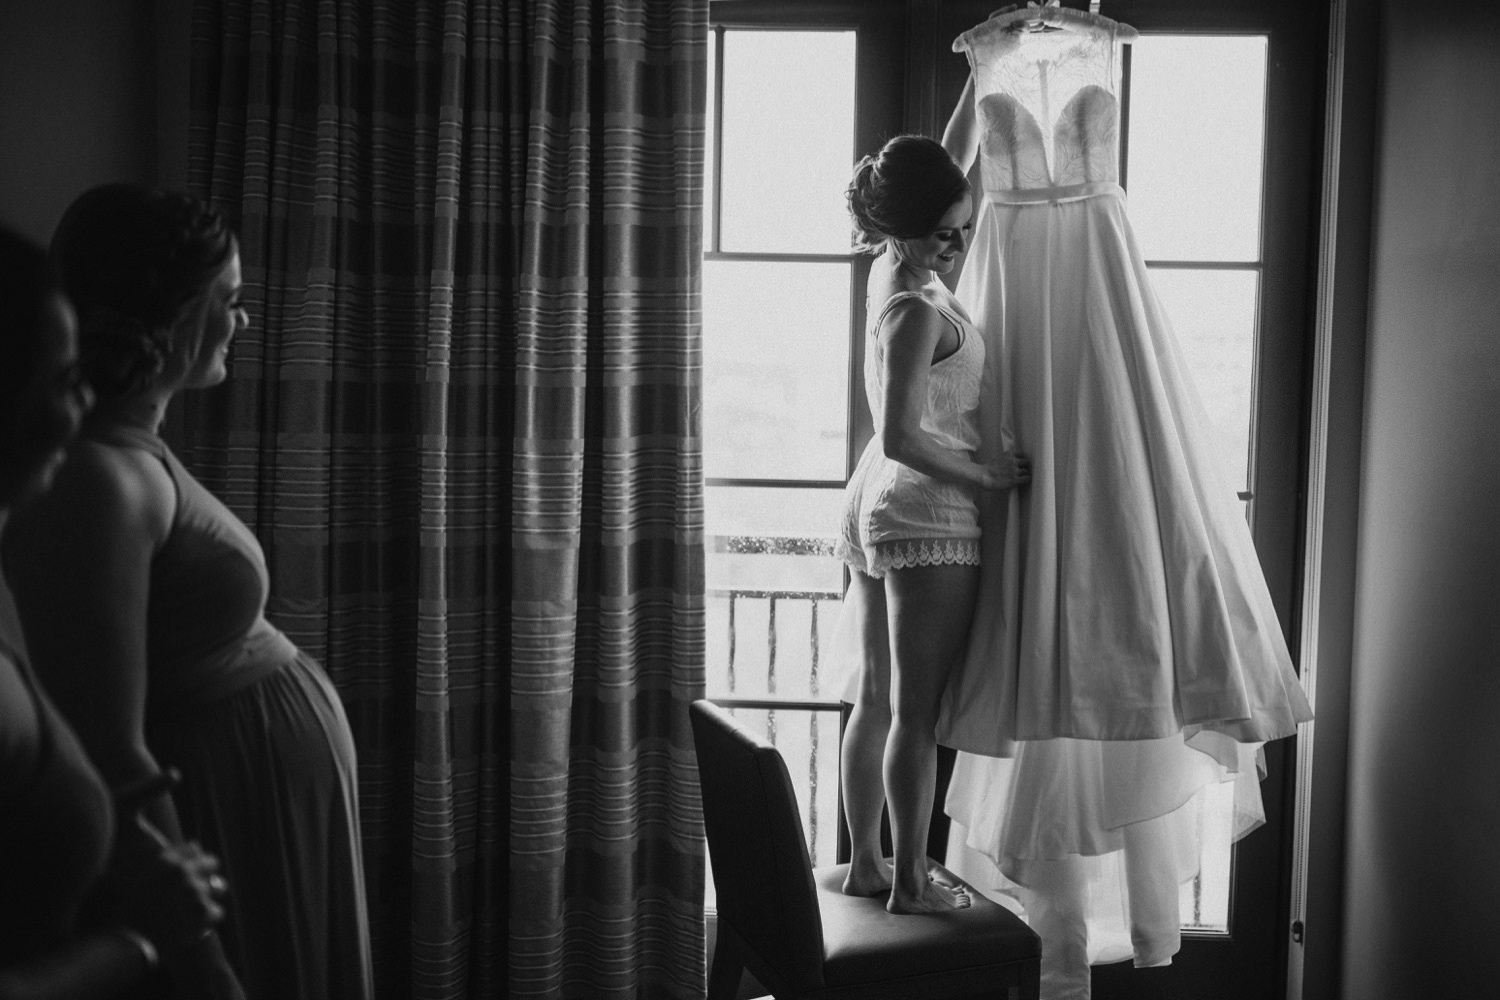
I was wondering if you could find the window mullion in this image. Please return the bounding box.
[711,26,725,255]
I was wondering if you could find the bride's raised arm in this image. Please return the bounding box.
[942,73,979,173]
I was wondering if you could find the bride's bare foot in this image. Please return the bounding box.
[888,879,971,914]
[842,859,893,897]
[927,862,963,890]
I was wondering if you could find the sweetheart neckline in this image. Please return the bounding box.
[975,84,1117,188]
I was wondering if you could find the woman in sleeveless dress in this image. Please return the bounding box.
[833,135,1031,914]
[0,223,228,998]
[3,185,373,1000]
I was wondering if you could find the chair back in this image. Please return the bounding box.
[690,699,825,986]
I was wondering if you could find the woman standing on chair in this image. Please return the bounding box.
[834,135,1030,914]
[3,185,373,1000]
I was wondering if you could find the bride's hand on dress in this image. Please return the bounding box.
[981,451,1031,491]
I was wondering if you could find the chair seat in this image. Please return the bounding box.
[814,863,1041,987]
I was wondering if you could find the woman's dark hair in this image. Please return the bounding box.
[50,184,236,399]
[846,134,970,253]
[0,226,63,410]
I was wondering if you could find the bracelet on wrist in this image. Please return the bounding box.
[113,926,160,971]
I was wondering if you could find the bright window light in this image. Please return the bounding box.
[718,30,857,253]
[1126,36,1268,261]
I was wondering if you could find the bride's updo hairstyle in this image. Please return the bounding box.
[50,183,236,400]
[847,134,970,253]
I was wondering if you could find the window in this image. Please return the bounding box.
[700,2,906,906]
[1126,35,1271,516]
[1122,33,1273,931]
[701,7,1310,963]
[703,24,859,876]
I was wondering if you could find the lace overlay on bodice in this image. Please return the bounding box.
[955,8,1136,193]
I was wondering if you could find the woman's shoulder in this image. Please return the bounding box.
[68,436,172,497]
[879,288,930,312]
[874,287,948,332]
[13,437,175,544]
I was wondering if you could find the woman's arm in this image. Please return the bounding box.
[0,929,160,1000]
[877,301,1026,492]
[3,446,245,1000]
[0,826,226,1000]
[4,444,168,802]
[942,73,979,173]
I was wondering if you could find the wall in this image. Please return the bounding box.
[1342,4,1500,998]
[0,0,191,245]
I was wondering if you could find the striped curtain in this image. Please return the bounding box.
[180,2,707,999]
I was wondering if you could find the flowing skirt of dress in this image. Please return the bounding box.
[934,188,1312,996]
[944,736,1264,999]
[147,650,373,1000]
[938,188,1310,751]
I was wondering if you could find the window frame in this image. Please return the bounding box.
[704,0,907,485]
[701,6,1326,995]
[702,0,908,873]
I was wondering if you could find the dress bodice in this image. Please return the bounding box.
[954,5,1137,193]
[89,426,296,721]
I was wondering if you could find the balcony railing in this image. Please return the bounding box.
[707,531,844,871]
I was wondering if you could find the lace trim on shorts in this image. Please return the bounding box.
[869,537,981,579]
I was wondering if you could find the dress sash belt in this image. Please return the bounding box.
[988,181,1123,205]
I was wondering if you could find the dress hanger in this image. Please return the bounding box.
[987,2,1062,33]
[981,1,1132,38]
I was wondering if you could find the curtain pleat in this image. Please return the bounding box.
[182,1,706,998]
[509,3,707,997]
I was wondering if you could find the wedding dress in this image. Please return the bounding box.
[931,6,1313,997]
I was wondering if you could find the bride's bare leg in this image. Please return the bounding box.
[884,562,980,914]
[840,570,895,897]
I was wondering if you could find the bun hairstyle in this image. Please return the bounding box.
[50,184,236,400]
[846,134,970,253]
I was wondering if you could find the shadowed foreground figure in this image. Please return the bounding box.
[4,187,374,1000]
[0,223,227,999]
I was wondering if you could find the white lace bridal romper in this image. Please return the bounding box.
[931,6,1313,998]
